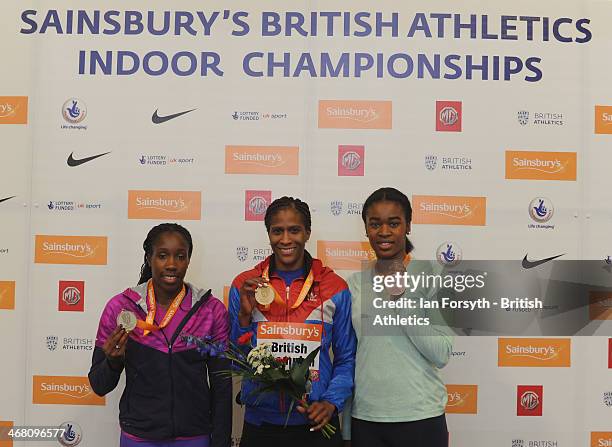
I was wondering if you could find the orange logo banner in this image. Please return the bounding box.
[412,195,486,226]
[318,100,392,129]
[34,235,107,265]
[505,151,577,181]
[595,105,612,134]
[0,421,13,447]
[317,241,375,271]
[128,190,201,220]
[591,432,612,447]
[0,96,28,124]
[0,281,16,310]
[498,338,571,367]
[589,291,612,321]
[445,385,478,414]
[32,376,105,405]
[225,146,299,175]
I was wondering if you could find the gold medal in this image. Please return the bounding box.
[117,310,137,332]
[255,285,275,306]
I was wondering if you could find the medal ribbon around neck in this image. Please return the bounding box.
[259,265,314,311]
[143,280,187,336]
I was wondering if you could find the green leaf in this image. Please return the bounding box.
[290,346,320,391]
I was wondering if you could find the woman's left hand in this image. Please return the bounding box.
[297,400,336,431]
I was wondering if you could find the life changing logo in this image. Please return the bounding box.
[498,338,571,367]
[317,241,375,271]
[436,101,462,132]
[517,110,564,126]
[58,281,84,312]
[517,385,543,416]
[425,154,472,171]
[0,281,16,310]
[445,384,478,414]
[412,195,486,226]
[245,190,271,221]
[528,197,555,230]
[45,335,93,352]
[139,154,195,166]
[35,235,107,265]
[128,190,201,220]
[225,146,299,175]
[595,105,612,134]
[329,201,363,217]
[61,98,87,130]
[338,145,365,176]
[47,200,102,212]
[32,376,105,405]
[57,421,82,446]
[318,100,392,129]
[505,151,577,181]
[0,96,28,124]
[436,242,462,267]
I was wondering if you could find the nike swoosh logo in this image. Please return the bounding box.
[67,151,111,167]
[522,253,565,269]
[0,196,15,204]
[152,109,196,124]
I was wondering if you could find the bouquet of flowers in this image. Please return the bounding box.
[182,332,336,439]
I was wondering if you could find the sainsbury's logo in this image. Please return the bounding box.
[128,190,201,220]
[591,432,612,447]
[445,384,478,414]
[0,96,28,124]
[412,195,486,226]
[318,100,392,129]
[505,151,577,181]
[225,145,299,175]
[0,281,15,310]
[595,105,612,134]
[498,338,571,367]
[34,236,107,265]
[317,241,375,270]
[32,376,105,405]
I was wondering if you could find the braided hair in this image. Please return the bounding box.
[264,196,311,233]
[361,187,414,253]
[137,223,193,285]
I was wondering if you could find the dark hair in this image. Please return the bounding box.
[361,187,414,253]
[138,223,193,285]
[264,196,311,233]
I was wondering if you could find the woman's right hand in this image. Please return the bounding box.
[102,326,128,368]
[238,277,268,326]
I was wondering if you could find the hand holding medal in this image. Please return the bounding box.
[238,277,269,326]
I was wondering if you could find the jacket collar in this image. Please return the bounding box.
[123,282,205,314]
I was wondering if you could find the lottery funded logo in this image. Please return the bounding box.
[445,384,478,414]
[517,385,543,416]
[257,322,322,379]
[58,281,84,312]
[57,421,82,446]
[436,242,462,267]
[0,96,28,124]
[61,98,87,130]
[245,190,271,221]
[338,145,365,176]
[528,197,555,230]
[436,101,462,132]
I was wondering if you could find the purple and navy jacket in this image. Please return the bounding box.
[88,283,231,447]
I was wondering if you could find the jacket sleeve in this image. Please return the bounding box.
[228,283,257,344]
[88,300,123,396]
[207,300,232,447]
[320,288,357,412]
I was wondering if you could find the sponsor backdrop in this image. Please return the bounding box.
[1,1,611,446]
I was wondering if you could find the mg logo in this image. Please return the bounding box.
[425,155,438,171]
[46,335,58,351]
[341,151,361,171]
[63,287,81,305]
[330,201,343,217]
[249,196,268,216]
[236,246,249,262]
[440,107,458,126]
[518,110,529,126]
[520,391,539,410]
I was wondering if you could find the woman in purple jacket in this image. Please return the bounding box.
[88,223,232,447]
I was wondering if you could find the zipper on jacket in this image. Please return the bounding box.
[285,286,290,321]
